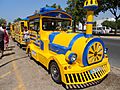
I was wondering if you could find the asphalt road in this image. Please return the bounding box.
[101,38,120,68]
[0,39,120,90]
[0,40,65,90]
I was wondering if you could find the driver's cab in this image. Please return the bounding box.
[28,7,72,51]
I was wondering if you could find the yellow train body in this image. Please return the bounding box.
[13,20,28,47]
[25,6,110,87]
[10,24,15,40]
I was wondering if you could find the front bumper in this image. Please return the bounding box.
[61,58,110,85]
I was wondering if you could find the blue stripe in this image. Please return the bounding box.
[40,40,44,50]
[30,38,36,41]
[49,32,60,43]
[84,5,98,11]
[34,42,39,47]
[68,33,84,49]
[86,22,94,24]
[30,34,36,37]
[85,34,92,38]
[49,43,68,54]
[33,40,44,50]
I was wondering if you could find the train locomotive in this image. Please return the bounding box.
[25,0,110,89]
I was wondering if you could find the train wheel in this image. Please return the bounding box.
[50,61,61,84]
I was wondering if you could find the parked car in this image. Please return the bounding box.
[93,26,111,34]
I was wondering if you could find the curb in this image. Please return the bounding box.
[100,36,120,40]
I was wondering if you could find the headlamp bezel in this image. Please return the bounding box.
[68,53,77,64]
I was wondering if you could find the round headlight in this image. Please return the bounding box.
[68,53,77,64]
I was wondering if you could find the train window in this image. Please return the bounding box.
[29,18,40,32]
[29,20,34,30]
[42,18,71,31]
[12,25,14,30]
[21,22,24,32]
[34,18,40,32]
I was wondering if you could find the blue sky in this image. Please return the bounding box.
[0,0,115,23]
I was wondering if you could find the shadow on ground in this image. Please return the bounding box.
[0,56,28,68]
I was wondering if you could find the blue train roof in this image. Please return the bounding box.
[39,7,66,14]
[22,17,29,21]
[40,7,57,13]
[28,7,72,19]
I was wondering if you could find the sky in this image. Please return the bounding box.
[0,0,116,23]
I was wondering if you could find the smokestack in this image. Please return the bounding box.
[84,0,98,38]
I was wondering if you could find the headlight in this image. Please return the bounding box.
[68,53,77,64]
[65,51,77,64]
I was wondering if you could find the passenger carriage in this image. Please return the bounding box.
[13,19,28,48]
[10,24,15,40]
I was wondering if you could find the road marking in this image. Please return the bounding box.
[0,71,11,79]
[12,61,26,90]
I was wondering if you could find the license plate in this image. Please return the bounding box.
[90,67,102,74]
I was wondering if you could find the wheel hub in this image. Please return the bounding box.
[87,42,104,65]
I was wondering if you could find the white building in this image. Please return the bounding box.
[95,18,115,27]
[77,18,115,31]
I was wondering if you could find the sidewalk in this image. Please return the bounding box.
[99,36,120,40]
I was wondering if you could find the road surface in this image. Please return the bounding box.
[101,38,120,68]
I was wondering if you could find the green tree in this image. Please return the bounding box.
[46,3,62,10]
[97,0,120,35]
[118,19,120,29]
[101,20,110,28]
[7,22,11,27]
[14,17,22,22]
[65,0,86,32]
[102,20,116,30]
[93,21,97,27]
[0,18,6,25]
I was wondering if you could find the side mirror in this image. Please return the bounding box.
[104,48,108,54]
[106,48,108,51]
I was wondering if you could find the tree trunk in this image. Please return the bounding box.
[73,17,76,32]
[82,23,84,31]
[114,18,118,35]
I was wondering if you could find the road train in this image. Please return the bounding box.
[10,0,110,89]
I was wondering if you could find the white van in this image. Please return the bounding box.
[93,26,111,34]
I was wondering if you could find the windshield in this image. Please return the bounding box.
[42,18,71,31]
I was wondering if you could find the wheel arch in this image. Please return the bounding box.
[48,60,56,74]
[82,38,105,66]
[47,55,67,74]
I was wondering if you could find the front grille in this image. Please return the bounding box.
[65,64,108,84]
[64,79,105,89]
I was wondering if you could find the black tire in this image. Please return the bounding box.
[28,49,33,59]
[50,61,61,84]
